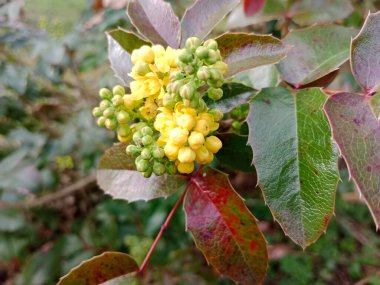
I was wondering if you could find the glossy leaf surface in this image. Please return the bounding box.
[247,87,339,247]
[184,167,268,285]
[216,32,288,78]
[324,92,380,228]
[351,11,380,93]
[57,252,138,285]
[180,0,240,47]
[127,0,180,47]
[277,25,357,86]
[97,144,187,202]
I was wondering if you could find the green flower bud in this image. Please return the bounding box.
[126,145,141,156]
[195,46,209,59]
[163,93,175,108]
[141,148,152,160]
[136,159,150,172]
[153,161,165,176]
[100,100,111,109]
[112,95,124,106]
[116,110,130,124]
[205,49,221,65]
[179,83,195,99]
[232,121,242,130]
[185,37,201,51]
[168,80,182,94]
[208,79,224,88]
[143,166,153,178]
[189,92,201,109]
[113,85,125,96]
[209,108,224,121]
[133,131,143,144]
[203,39,218,50]
[92,107,103,117]
[99,88,113,100]
[141,135,153,146]
[197,66,210,80]
[103,107,115,118]
[209,68,223,81]
[141,126,153,136]
[105,118,117,130]
[117,124,131,137]
[208,87,223,101]
[169,71,185,82]
[178,50,193,63]
[134,62,150,76]
[135,155,143,163]
[184,65,195,74]
[97,116,106,127]
[166,162,177,175]
[152,145,165,159]
[198,99,208,112]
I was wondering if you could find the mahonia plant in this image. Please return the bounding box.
[59,1,380,285]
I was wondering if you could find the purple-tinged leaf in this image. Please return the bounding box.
[107,29,150,85]
[277,25,357,86]
[244,0,266,16]
[216,32,288,78]
[184,167,268,285]
[57,252,138,285]
[324,92,380,228]
[180,0,240,47]
[351,11,380,94]
[127,0,180,47]
[97,144,187,202]
[299,69,339,89]
[247,87,339,247]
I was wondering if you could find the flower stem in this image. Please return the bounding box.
[138,166,203,273]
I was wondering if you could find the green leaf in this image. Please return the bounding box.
[184,167,268,285]
[107,29,150,85]
[291,0,353,26]
[127,0,180,48]
[247,87,339,247]
[180,0,240,47]
[277,25,357,86]
[207,82,255,113]
[216,133,255,172]
[216,33,288,78]
[370,92,380,118]
[97,144,187,202]
[324,92,380,229]
[57,252,139,285]
[233,64,280,90]
[351,11,380,93]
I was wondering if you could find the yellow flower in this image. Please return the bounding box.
[188,131,205,150]
[195,146,210,163]
[164,143,179,160]
[194,119,210,136]
[139,100,158,120]
[204,136,222,153]
[177,162,194,174]
[169,127,188,145]
[139,45,155,63]
[177,114,196,131]
[178,147,196,163]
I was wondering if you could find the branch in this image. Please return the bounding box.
[0,175,96,210]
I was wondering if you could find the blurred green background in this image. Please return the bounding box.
[0,0,379,284]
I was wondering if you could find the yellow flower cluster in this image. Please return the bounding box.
[154,103,222,174]
[129,45,178,120]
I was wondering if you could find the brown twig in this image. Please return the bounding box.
[0,175,96,210]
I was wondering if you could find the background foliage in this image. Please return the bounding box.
[0,0,379,284]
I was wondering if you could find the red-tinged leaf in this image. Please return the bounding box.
[97,144,187,202]
[324,92,380,228]
[216,32,288,78]
[184,167,268,285]
[299,69,339,89]
[127,0,180,47]
[244,0,265,16]
[57,252,138,285]
[277,25,357,86]
[180,0,240,47]
[107,29,150,85]
[351,11,380,94]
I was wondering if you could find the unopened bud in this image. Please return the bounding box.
[134,62,150,76]
[136,159,150,172]
[92,107,103,117]
[103,107,115,118]
[126,145,141,156]
[166,162,177,175]
[195,46,209,59]
[141,126,153,136]
[105,118,117,130]
[203,39,218,50]
[179,83,195,99]
[178,50,193,63]
[232,121,242,130]
[117,124,131,137]
[163,93,175,108]
[116,110,130,124]
[99,88,112,100]
[209,108,224,121]
[133,131,143,145]
[209,68,223,81]
[169,71,185,81]
[100,100,111,109]
[97,116,106,127]
[184,65,195,74]
[113,85,125,96]
[197,67,210,80]
[143,167,153,178]
[142,135,153,146]
[153,161,165,176]
[141,148,152,160]
[208,88,223,101]
[186,37,201,51]
[152,145,165,159]
[112,95,124,106]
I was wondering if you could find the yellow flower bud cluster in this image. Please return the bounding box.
[154,103,222,174]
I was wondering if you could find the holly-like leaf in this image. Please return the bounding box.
[207,82,255,113]
[184,167,268,285]
[107,29,150,85]
[180,0,240,47]
[216,33,288,78]
[216,133,255,172]
[233,64,280,90]
[277,25,357,87]
[127,0,180,48]
[57,252,138,285]
[244,0,265,16]
[97,144,187,202]
[324,92,380,228]
[247,87,339,247]
[300,69,339,89]
[351,11,380,93]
